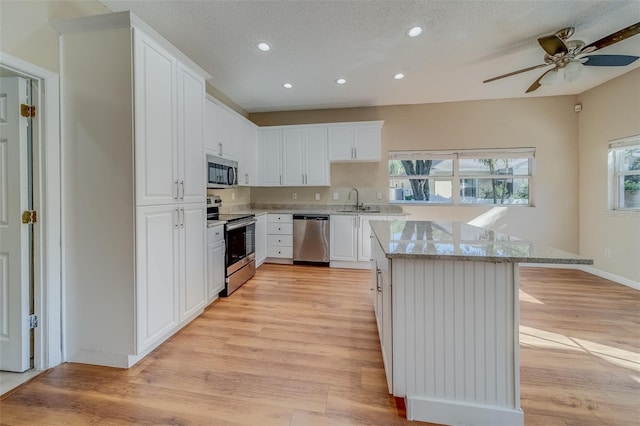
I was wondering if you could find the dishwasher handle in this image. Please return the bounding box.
[293,214,329,221]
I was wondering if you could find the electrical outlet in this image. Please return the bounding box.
[292,192,297,200]
[604,248,611,258]
[377,192,383,200]
[333,192,339,201]
[231,192,235,200]
[315,193,320,201]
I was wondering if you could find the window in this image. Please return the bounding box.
[609,135,640,211]
[389,148,534,205]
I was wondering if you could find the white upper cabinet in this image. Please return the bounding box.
[134,29,205,206]
[204,97,239,160]
[328,121,383,162]
[260,126,329,187]
[259,129,284,186]
[134,29,178,206]
[238,120,258,186]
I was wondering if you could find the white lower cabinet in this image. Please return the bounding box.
[207,224,225,301]
[266,214,293,261]
[136,203,206,354]
[371,238,393,392]
[255,214,267,266]
[329,215,358,261]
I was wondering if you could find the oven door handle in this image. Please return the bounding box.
[226,218,257,231]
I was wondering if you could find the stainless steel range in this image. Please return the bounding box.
[207,197,256,296]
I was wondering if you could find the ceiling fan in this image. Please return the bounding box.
[484,22,640,93]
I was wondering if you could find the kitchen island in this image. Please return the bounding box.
[369,220,593,426]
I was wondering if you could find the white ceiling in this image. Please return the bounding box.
[99,0,640,113]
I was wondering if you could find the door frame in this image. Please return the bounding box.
[0,52,62,370]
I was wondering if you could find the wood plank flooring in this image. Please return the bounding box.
[1,265,638,425]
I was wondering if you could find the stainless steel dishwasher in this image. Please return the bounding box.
[293,214,330,265]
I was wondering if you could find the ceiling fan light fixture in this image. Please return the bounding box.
[564,61,584,82]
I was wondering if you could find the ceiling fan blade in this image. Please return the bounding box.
[583,54,639,66]
[483,63,549,83]
[526,69,555,93]
[537,35,568,56]
[583,22,640,52]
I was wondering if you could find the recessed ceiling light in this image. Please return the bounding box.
[257,42,271,52]
[336,78,347,85]
[407,26,423,37]
[394,73,405,80]
[283,83,293,89]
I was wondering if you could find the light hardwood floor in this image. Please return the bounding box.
[0,265,638,425]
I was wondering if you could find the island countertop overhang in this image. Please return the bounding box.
[370,220,593,265]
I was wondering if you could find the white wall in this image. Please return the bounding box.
[251,96,581,252]
[578,69,640,284]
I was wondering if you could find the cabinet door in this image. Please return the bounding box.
[329,215,358,261]
[177,63,205,203]
[207,241,225,300]
[204,98,222,155]
[136,206,179,353]
[259,129,283,186]
[255,215,267,266]
[305,127,329,186]
[220,109,239,160]
[328,126,353,161]
[358,215,388,262]
[353,124,381,161]
[239,121,258,186]
[180,204,206,320]
[282,128,304,186]
[134,29,178,206]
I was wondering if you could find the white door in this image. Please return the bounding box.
[134,29,178,206]
[0,77,30,372]
[282,129,304,186]
[329,215,358,261]
[305,127,329,186]
[177,63,205,204]
[180,204,206,320]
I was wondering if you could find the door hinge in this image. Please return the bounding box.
[29,314,38,329]
[22,210,37,224]
[20,104,36,118]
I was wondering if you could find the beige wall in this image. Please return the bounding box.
[0,0,109,72]
[577,69,640,283]
[250,96,581,252]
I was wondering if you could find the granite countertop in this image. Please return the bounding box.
[221,204,407,217]
[370,220,593,265]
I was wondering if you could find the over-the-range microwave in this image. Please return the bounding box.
[207,154,238,188]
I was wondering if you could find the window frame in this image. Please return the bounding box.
[389,148,535,206]
[608,135,640,212]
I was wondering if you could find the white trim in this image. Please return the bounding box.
[520,263,640,290]
[0,52,62,370]
[405,395,524,426]
[609,134,640,149]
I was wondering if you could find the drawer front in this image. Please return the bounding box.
[267,222,293,235]
[207,225,224,243]
[268,234,293,247]
[268,245,293,258]
[267,214,293,223]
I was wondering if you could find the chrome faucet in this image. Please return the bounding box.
[348,188,361,210]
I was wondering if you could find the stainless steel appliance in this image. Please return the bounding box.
[293,214,330,265]
[207,155,237,188]
[221,213,256,296]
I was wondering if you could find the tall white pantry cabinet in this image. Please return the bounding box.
[55,12,211,368]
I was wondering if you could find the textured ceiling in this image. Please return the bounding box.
[99,0,640,113]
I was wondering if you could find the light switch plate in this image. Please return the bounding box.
[231,192,235,200]
[333,192,339,200]
[377,192,383,200]
[293,192,297,200]
[315,193,320,201]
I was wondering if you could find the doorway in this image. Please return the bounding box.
[0,53,61,395]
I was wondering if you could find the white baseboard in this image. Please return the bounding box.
[405,395,523,426]
[520,263,639,290]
